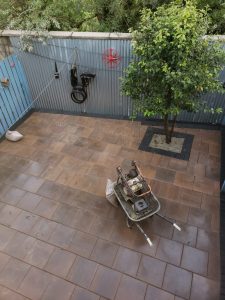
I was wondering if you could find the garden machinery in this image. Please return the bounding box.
[106,160,181,247]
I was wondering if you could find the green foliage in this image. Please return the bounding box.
[0,0,93,32]
[0,0,224,34]
[197,0,225,34]
[121,1,225,141]
[0,0,98,50]
[0,0,141,32]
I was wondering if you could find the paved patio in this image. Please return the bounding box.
[0,112,220,300]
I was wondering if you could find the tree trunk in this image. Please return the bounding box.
[169,114,177,141]
[164,114,171,144]
[164,114,177,144]
[163,88,177,144]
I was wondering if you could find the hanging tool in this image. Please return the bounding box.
[54,62,59,79]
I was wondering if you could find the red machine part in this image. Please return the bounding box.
[102,48,121,68]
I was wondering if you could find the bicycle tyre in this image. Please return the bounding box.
[71,86,87,104]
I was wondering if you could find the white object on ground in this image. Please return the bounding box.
[106,179,118,207]
[173,223,181,231]
[5,130,23,142]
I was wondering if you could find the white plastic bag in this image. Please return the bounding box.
[106,179,118,207]
[5,130,23,142]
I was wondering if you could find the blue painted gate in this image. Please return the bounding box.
[0,55,32,138]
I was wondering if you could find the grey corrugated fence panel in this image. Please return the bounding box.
[10,37,132,117]
[176,66,225,124]
[10,36,225,124]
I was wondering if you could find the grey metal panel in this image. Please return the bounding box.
[10,37,225,124]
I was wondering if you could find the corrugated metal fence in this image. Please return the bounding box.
[0,54,32,138]
[10,36,225,124]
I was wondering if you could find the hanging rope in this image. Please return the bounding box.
[11,44,124,74]
[3,47,79,132]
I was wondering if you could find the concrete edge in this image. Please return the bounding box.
[0,30,132,40]
[203,35,225,41]
[1,30,225,41]
[1,30,24,36]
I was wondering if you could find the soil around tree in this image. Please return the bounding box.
[149,134,184,153]
[139,127,194,160]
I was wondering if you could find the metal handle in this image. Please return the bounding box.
[135,223,153,247]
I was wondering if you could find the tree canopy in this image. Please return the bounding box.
[0,0,224,34]
[121,1,225,143]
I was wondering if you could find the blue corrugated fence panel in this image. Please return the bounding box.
[0,54,33,138]
[10,36,225,124]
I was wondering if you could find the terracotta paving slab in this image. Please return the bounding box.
[90,265,121,299]
[18,266,54,299]
[165,201,189,223]
[0,225,16,250]
[172,223,197,247]
[208,251,220,280]
[24,240,54,268]
[113,246,141,276]
[90,239,119,267]
[188,207,212,230]
[156,237,183,266]
[67,256,98,288]
[30,218,57,241]
[162,264,192,299]
[33,197,58,218]
[178,187,202,208]
[155,167,176,183]
[137,254,166,287]
[0,113,221,299]
[11,211,40,234]
[68,231,97,257]
[0,205,22,226]
[41,276,75,300]
[145,285,175,300]
[48,223,75,248]
[1,186,26,205]
[0,285,29,300]
[70,286,100,300]
[0,258,30,290]
[17,192,42,211]
[190,274,220,300]
[44,248,76,278]
[180,245,208,276]
[196,228,219,252]
[4,232,36,260]
[115,274,147,300]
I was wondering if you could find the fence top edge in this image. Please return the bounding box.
[0,30,132,40]
[1,30,225,41]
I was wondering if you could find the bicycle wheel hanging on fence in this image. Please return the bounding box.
[70,65,95,104]
[71,85,87,104]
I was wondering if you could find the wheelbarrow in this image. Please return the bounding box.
[106,160,181,247]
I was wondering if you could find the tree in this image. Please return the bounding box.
[0,0,143,33]
[197,0,225,34]
[0,0,98,50]
[0,0,224,34]
[121,1,225,144]
[0,0,96,32]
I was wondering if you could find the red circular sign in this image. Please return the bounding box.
[102,48,121,68]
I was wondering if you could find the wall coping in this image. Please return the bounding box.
[0,30,131,40]
[1,30,225,41]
